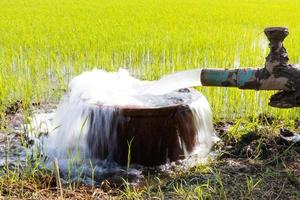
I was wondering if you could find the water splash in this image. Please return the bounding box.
[25,68,217,184]
[143,69,202,95]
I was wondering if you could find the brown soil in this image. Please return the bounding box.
[1,109,300,199]
[173,120,300,199]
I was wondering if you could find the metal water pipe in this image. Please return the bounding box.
[200,27,300,108]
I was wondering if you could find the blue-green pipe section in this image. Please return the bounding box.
[201,68,258,89]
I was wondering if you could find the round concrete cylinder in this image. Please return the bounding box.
[87,88,201,166]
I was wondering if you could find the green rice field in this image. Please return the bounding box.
[1,0,300,199]
[1,0,300,119]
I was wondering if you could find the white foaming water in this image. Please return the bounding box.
[143,69,202,95]
[28,68,217,184]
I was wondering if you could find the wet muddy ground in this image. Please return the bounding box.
[0,102,300,199]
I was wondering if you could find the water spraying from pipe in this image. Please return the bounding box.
[42,68,214,159]
[143,69,202,95]
[25,68,217,184]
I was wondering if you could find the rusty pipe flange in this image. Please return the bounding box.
[264,27,289,43]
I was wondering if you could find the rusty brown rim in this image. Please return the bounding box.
[91,89,200,117]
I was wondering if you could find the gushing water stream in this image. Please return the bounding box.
[142,69,202,95]
[3,68,218,185]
